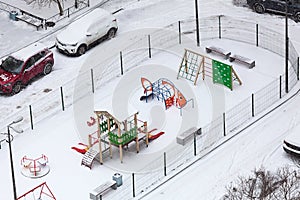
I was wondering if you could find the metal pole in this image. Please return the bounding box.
[256,24,259,47]
[148,35,151,58]
[90,69,94,93]
[252,93,255,117]
[193,132,196,156]
[218,15,221,39]
[178,21,182,44]
[280,75,282,99]
[132,173,135,198]
[223,113,226,136]
[164,152,167,176]
[120,51,124,75]
[285,0,289,93]
[195,0,200,46]
[60,86,65,111]
[8,126,17,200]
[29,105,33,130]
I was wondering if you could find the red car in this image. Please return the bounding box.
[0,43,54,94]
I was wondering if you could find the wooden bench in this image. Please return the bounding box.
[229,54,255,68]
[206,46,231,59]
[15,10,44,30]
[90,181,117,200]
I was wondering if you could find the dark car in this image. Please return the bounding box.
[246,0,300,22]
[0,43,54,95]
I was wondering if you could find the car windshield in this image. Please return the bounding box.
[0,56,24,74]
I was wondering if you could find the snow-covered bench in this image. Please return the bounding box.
[205,46,231,59]
[15,10,44,31]
[90,181,117,200]
[229,54,255,69]
[177,127,201,146]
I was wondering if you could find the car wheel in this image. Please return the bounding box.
[43,62,53,75]
[295,13,300,22]
[254,3,265,14]
[107,28,116,39]
[12,82,22,94]
[77,45,87,56]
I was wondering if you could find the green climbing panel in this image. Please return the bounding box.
[100,119,116,133]
[212,59,232,90]
[108,127,137,146]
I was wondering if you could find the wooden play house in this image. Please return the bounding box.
[90,111,149,164]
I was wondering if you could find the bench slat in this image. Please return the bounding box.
[229,54,255,68]
[206,46,231,59]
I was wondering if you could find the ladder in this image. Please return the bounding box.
[81,148,98,169]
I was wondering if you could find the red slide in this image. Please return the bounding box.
[149,132,165,140]
[71,143,89,154]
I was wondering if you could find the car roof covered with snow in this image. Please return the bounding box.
[56,8,114,44]
[11,42,48,61]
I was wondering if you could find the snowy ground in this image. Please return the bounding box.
[1,0,300,200]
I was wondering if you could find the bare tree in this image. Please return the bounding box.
[272,166,300,200]
[223,166,300,200]
[24,0,65,16]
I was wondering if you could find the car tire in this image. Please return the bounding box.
[12,82,22,94]
[107,28,116,39]
[43,62,53,75]
[77,45,87,56]
[295,12,300,22]
[253,3,265,14]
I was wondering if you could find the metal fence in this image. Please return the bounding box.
[0,0,89,29]
[0,15,299,199]
[45,0,89,24]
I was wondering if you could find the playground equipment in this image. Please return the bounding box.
[17,182,56,200]
[177,48,242,90]
[21,154,50,178]
[141,77,193,111]
[81,111,150,168]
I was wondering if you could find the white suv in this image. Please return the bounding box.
[56,8,118,56]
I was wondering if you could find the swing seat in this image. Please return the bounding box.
[23,161,32,168]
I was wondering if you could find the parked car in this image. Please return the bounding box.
[56,8,118,56]
[283,130,300,156]
[246,0,300,22]
[0,43,54,95]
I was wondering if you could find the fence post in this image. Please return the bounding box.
[60,86,65,111]
[164,152,167,176]
[88,0,90,7]
[252,93,255,117]
[223,113,226,136]
[29,105,33,130]
[178,21,182,44]
[193,132,197,156]
[148,35,152,58]
[44,19,47,30]
[90,69,94,93]
[256,24,259,47]
[68,8,70,18]
[218,15,221,39]
[279,75,282,99]
[297,57,299,80]
[132,173,135,198]
[75,0,78,9]
[120,51,124,75]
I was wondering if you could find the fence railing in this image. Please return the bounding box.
[45,0,89,24]
[0,0,89,29]
[0,15,299,200]
[0,1,19,13]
